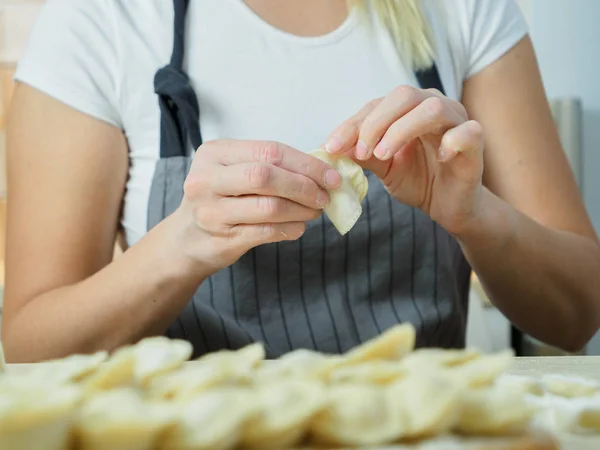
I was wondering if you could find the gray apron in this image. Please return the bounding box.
[150,0,471,358]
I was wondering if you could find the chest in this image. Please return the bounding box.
[117,0,460,156]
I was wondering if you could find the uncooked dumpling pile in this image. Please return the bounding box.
[0,324,596,450]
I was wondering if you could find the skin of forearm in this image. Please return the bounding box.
[2,212,210,363]
[457,187,600,352]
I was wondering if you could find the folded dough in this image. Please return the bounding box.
[343,323,416,364]
[130,336,193,386]
[0,385,82,450]
[74,388,174,450]
[240,380,327,449]
[310,149,368,235]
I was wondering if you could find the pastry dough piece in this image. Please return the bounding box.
[0,385,82,450]
[495,374,544,397]
[455,386,536,435]
[399,348,481,372]
[75,388,175,450]
[541,374,599,398]
[149,343,264,400]
[309,384,403,446]
[343,323,416,364]
[310,149,368,235]
[240,380,327,449]
[163,387,256,450]
[81,346,136,394]
[255,349,344,382]
[578,405,600,432]
[130,336,193,386]
[390,373,464,439]
[446,350,515,388]
[16,352,109,386]
[328,361,406,385]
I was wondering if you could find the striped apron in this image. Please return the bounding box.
[151,0,472,358]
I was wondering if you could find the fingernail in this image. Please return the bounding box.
[438,147,446,161]
[374,141,388,159]
[326,136,344,153]
[317,190,329,208]
[356,140,369,160]
[325,169,341,188]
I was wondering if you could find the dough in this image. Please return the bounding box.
[309,383,403,446]
[255,349,344,382]
[455,386,536,435]
[163,387,256,450]
[149,343,264,400]
[390,373,464,439]
[80,346,136,394]
[541,374,599,398]
[240,380,327,449]
[445,350,515,388]
[130,336,193,386]
[343,323,416,364]
[0,385,82,450]
[310,149,368,235]
[74,388,174,450]
[328,361,406,385]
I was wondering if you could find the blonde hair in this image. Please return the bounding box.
[348,0,435,70]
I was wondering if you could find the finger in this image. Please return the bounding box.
[324,99,381,156]
[355,85,427,160]
[209,140,341,189]
[218,195,322,225]
[230,221,307,246]
[438,120,484,163]
[373,96,466,161]
[212,163,330,209]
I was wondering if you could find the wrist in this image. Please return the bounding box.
[452,187,517,253]
[150,207,218,285]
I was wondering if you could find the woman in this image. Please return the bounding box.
[4,0,600,362]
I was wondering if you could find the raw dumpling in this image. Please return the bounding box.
[130,336,193,386]
[149,343,264,400]
[255,349,344,382]
[163,387,256,450]
[455,386,536,435]
[310,149,368,235]
[343,323,416,365]
[390,373,464,439]
[327,361,406,385]
[240,380,327,449]
[309,384,403,446]
[495,374,545,397]
[541,374,599,398]
[81,346,136,394]
[0,385,82,450]
[74,388,174,450]
[445,349,515,388]
[18,351,109,386]
[399,348,481,372]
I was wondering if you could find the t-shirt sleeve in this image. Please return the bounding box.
[14,0,123,128]
[462,0,529,79]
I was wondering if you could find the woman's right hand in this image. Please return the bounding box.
[173,139,342,272]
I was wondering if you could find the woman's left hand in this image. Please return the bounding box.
[325,85,485,236]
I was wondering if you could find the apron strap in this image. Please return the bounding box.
[154,0,203,158]
[415,63,446,95]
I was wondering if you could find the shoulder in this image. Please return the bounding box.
[424,0,529,80]
[14,0,172,129]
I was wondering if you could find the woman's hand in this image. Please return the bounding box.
[173,139,342,272]
[325,86,484,236]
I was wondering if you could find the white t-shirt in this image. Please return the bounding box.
[15,0,527,247]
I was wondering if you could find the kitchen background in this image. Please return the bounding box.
[0,0,599,354]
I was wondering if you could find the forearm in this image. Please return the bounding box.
[2,212,209,363]
[456,188,600,352]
